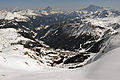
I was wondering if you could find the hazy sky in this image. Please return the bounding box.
[0,0,120,11]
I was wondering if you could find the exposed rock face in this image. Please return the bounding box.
[13,39,94,68]
[36,19,116,54]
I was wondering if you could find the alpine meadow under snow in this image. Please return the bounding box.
[0,5,120,80]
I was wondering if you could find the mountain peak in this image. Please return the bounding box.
[44,6,53,12]
[88,5,102,8]
[83,5,103,12]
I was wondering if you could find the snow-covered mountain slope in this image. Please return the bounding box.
[37,16,118,53]
[0,28,45,71]
[86,16,120,27]
[1,43,120,80]
[0,10,28,20]
[0,28,52,69]
[16,9,40,16]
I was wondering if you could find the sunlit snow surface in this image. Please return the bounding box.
[0,46,120,80]
[0,23,120,80]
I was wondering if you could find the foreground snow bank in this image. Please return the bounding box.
[85,47,120,80]
[0,46,120,80]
